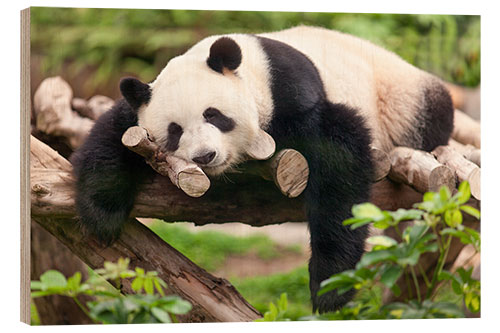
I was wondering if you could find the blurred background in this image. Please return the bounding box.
[31,8,480,99]
[29,7,480,323]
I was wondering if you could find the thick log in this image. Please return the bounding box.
[33,76,94,149]
[388,147,455,193]
[30,135,307,226]
[432,145,481,200]
[33,216,261,323]
[31,135,423,226]
[452,109,480,148]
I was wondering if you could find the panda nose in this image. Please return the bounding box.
[192,151,216,165]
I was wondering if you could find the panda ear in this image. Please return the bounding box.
[245,129,276,160]
[207,37,242,74]
[120,77,152,110]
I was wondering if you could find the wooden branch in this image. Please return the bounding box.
[33,216,261,322]
[72,95,114,120]
[449,139,481,167]
[388,147,455,193]
[33,76,95,149]
[30,135,307,225]
[122,126,211,197]
[30,136,261,322]
[452,109,480,148]
[432,145,481,200]
[31,135,421,226]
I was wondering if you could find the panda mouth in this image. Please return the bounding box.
[200,154,232,175]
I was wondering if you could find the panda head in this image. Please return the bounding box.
[120,37,274,176]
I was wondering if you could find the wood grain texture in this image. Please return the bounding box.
[388,146,455,193]
[33,76,94,149]
[449,139,481,167]
[432,145,481,200]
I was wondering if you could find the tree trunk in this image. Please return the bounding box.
[31,222,93,325]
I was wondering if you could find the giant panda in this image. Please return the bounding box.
[71,25,454,313]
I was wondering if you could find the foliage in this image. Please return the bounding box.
[31,258,191,324]
[255,293,291,322]
[30,8,480,97]
[148,221,298,271]
[259,181,480,321]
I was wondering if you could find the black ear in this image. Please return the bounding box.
[207,37,242,74]
[119,77,151,110]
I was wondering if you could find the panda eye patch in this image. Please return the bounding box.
[165,122,183,151]
[203,107,236,132]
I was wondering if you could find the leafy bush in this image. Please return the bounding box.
[259,181,480,321]
[31,258,191,324]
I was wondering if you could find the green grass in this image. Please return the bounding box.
[231,265,312,320]
[147,220,298,272]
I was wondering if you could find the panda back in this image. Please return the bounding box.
[260,26,451,152]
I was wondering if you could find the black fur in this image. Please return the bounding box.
[418,80,455,151]
[203,107,236,132]
[70,99,150,245]
[206,37,242,74]
[166,122,183,152]
[119,77,152,110]
[257,36,373,313]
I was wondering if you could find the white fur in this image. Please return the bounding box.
[138,34,273,175]
[138,26,437,174]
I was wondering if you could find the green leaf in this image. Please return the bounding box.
[390,283,401,297]
[358,250,397,268]
[131,277,144,293]
[444,209,463,228]
[151,307,172,323]
[390,209,424,223]
[380,265,403,288]
[460,205,480,219]
[423,191,436,202]
[66,272,82,291]
[144,278,154,295]
[396,249,421,266]
[153,279,165,297]
[135,267,145,277]
[343,217,373,230]
[161,297,192,315]
[352,203,385,220]
[457,181,471,204]
[278,293,288,312]
[465,293,480,313]
[40,270,68,290]
[439,186,451,202]
[366,235,398,249]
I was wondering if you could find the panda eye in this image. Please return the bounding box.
[165,122,183,152]
[203,107,236,133]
